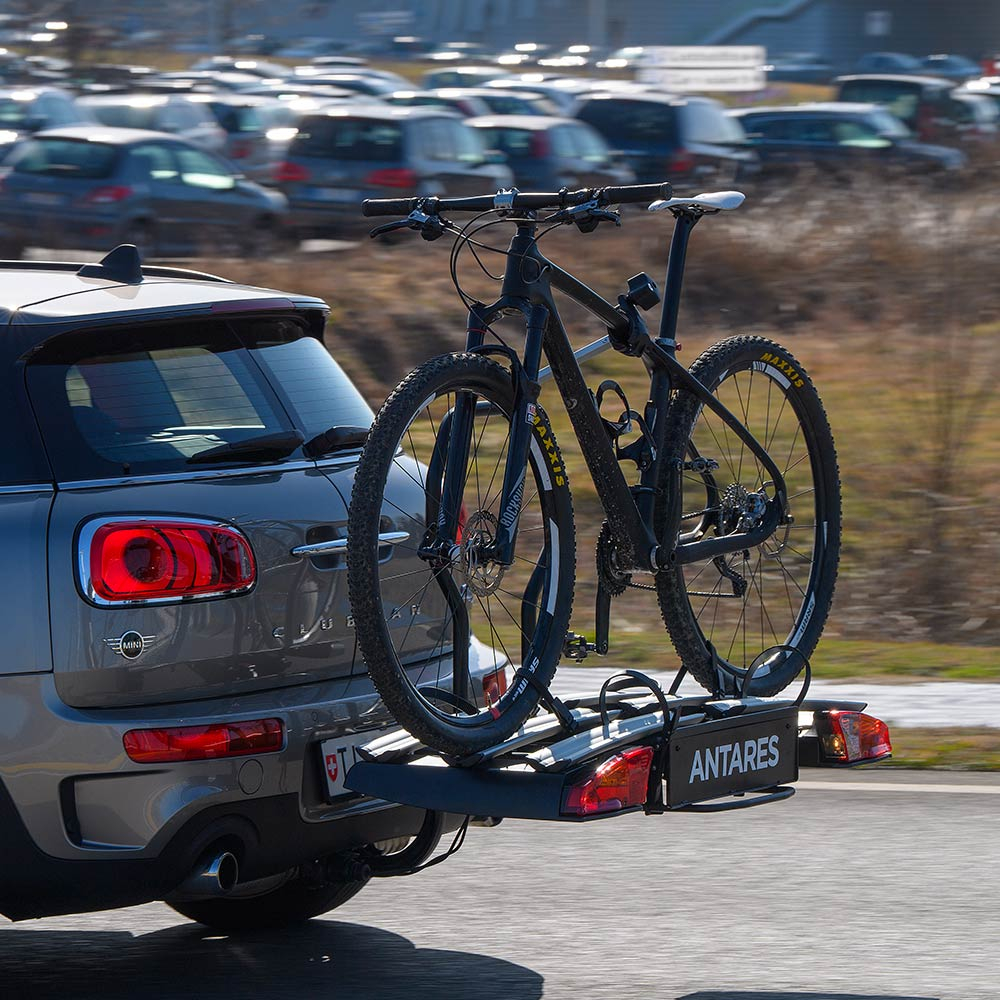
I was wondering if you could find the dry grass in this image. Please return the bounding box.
[202,176,1000,658]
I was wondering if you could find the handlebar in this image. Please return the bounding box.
[361,182,673,218]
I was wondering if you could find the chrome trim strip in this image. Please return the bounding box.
[0,483,55,495]
[291,531,409,558]
[58,456,360,490]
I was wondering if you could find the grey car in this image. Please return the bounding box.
[0,247,494,926]
[0,126,289,258]
[275,104,512,237]
[77,92,227,153]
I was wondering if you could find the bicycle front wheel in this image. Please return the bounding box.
[655,336,841,697]
[347,353,575,756]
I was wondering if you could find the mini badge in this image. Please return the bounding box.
[103,631,156,660]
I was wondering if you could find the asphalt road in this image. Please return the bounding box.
[2,770,997,1000]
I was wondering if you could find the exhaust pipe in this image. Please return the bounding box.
[170,850,239,900]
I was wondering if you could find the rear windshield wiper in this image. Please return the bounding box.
[186,430,305,465]
[303,425,369,459]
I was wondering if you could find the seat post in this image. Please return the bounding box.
[657,210,700,350]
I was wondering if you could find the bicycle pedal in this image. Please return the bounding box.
[563,633,598,661]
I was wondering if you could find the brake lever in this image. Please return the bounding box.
[368,209,448,242]
[368,219,413,239]
[546,199,621,233]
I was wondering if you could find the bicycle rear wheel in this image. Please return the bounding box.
[655,336,841,697]
[348,353,575,756]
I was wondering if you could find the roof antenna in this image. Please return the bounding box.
[77,244,144,284]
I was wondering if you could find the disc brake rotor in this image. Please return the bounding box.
[461,510,506,597]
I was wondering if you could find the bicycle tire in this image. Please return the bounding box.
[348,353,575,756]
[655,336,841,697]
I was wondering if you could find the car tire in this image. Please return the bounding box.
[167,870,367,932]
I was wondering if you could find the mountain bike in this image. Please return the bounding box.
[346,182,840,758]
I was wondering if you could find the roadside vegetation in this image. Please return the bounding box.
[218,175,1000,683]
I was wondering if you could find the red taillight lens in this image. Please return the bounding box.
[82,185,133,204]
[667,148,695,175]
[123,718,284,763]
[482,666,508,707]
[815,711,892,764]
[274,160,310,183]
[365,167,418,188]
[529,131,550,157]
[562,746,654,816]
[87,519,256,604]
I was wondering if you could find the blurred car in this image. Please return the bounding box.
[538,45,602,69]
[190,56,290,78]
[920,54,982,81]
[854,52,924,74]
[763,52,835,84]
[596,47,648,71]
[572,92,757,184]
[274,105,512,237]
[0,127,289,258]
[425,42,491,63]
[239,81,359,105]
[494,43,552,68]
[0,252,485,927]
[950,90,1000,141]
[421,65,504,90]
[284,71,399,98]
[389,87,560,118]
[834,74,973,145]
[274,37,352,60]
[0,86,92,155]
[191,94,297,183]
[78,93,227,153]
[733,103,967,176]
[467,114,634,189]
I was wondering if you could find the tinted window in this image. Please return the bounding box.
[475,125,534,157]
[576,99,679,144]
[175,147,234,189]
[8,138,117,178]
[292,116,403,160]
[88,102,161,129]
[682,102,747,144]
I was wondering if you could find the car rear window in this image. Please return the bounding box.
[88,102,161,129]
[681,102,747,144]
[575,98,679,144]
[27,316,373,481]
[291,116,404,159]
[8,138,117,179]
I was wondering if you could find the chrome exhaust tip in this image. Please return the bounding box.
[170,850,239,899]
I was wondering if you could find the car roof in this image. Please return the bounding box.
[466,114,574,129]
[301,103,459,121]
[836,73,954,86]
[735,102,883,116]
[0,258,326,329]
[30,125,178,144]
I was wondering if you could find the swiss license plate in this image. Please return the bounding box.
[667,706,799,807]
[320,733,371,799]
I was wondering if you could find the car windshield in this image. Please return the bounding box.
[7,137,117,178]
[293,117,403,159]
[27,317,374,479]
[88,102,161,129]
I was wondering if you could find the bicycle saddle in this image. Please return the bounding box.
[648,191,745,214]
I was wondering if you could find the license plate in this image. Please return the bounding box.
[666,706,799,807]
[320,733,373,799]
[309,186,360,203]
[24,192,64,206]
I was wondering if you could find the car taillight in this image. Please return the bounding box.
[82,185,133,204]
[85,518,256,604]
[274,160,310,183]
[815,711,892,764]
[562,745,654,816]
[123,718,284,763]
[365,167,418,188]
[482,666,508,707]
[667,147,695,174]
[529,132,550,157]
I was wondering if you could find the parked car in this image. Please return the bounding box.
[0,127,289,258]
[572,92,757,184]
[385,89,493,118]
[763,52,835,84]
[283,72,398,98]
[387,87,559,118]
[192,94,296,183]
[732,103,967,176]
[0,246,485,926]
[950,90,1000,141]
[78,92,227,153]
[920,53,982,81]
[467,114,634,189]
[854,52,924,74]
[0,86,92,155]
[275,105,512,237]
[834,74,969,144]
[421,65,504,90]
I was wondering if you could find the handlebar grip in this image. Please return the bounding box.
[598,182,673,205]
[362,197,422,217]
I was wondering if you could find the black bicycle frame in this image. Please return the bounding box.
[444,213,789,575]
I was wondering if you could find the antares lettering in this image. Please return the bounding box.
[689,735,780,783]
